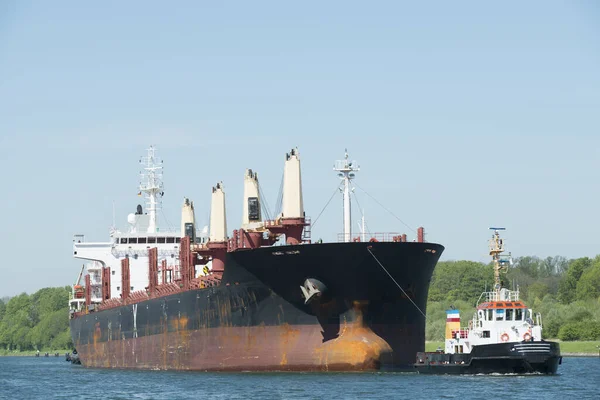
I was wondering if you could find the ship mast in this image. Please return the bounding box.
[489,227,510,294]
[334,150,359,242]
[139,146,164,234]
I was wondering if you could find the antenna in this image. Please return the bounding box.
[334,150,360,242]
[489,227,509,293]
[139,146,164,233]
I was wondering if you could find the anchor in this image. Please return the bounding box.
[300,278,326,304]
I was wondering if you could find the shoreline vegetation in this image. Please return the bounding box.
[1,255,600,357]
[1,349,71,357]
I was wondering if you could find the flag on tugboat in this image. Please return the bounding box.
[446,309,460,322]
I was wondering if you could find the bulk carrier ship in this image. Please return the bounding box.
[69,147,444,371]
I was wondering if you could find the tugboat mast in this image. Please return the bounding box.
[489,227,510,294]
[139,146,164,233]
[334,150,359,242]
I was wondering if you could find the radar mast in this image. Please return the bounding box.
[334,150,359,242]
[139,146,164,233]
[488,227,512,294]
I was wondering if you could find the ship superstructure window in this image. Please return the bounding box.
[483,331,490,338]
[495,310,504,321]
[148,237,156,244]
[128,238,138,244]
[167,237,175,244]
[120,238,127,244]
[138,237,147,244]
[487,310,493,321]
[157,237,166,244]
[176,237,181,243]
[505,309,514,321]
[515,309,523,321]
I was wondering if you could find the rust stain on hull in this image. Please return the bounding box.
[75,322,391,371]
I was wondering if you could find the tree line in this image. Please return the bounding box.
[0,287,71,352]
[425,255,600,341]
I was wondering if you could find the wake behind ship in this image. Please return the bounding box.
[69,147,444,371]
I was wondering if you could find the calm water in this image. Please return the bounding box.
[0,356,598,400]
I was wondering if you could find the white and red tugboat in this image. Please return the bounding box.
[415,228,562,374]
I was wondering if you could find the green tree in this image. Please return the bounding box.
[0,287,72,352]
[513,256,543,278]
[0,293,34,350]
[527,282,550,302]
[428,261,493,304]
[575,260,600,301]
[557,257,592,304]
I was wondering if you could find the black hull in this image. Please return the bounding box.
[70,241,444,370]
[415,341,562,375]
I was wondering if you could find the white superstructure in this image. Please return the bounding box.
[72,147,208,302]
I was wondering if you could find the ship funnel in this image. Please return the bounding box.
[209,182,228,242]
[281,148,304,219]
[242,169,262,229]
[181,197,196,242]
[445,309,461,340]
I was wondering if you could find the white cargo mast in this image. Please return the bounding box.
[334,150,359,242]
[139,146,164,234]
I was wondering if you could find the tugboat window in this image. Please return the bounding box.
[487,310,493,321]
[515,309,523,321]
[483,331,490,338]
[505,309,514,321]
[495,310,504,321]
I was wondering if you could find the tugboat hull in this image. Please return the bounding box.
[415,341,562,374]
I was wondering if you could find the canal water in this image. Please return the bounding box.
[0,356,598,399]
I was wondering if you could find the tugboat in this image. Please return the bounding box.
[414,228,562,374]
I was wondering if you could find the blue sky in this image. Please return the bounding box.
[1,1,599,296]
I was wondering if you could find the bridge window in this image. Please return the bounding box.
[148,237,156,244]
[506,309,514,321]
[120,238,127,244]
[167,237,175,244]
[138,237,147,244]
[515,309,523,321]
[495,310,504,321]
[487,310,493,321]
[128,238,137,244]
[157,237,166,244]
[175,237,181,243]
